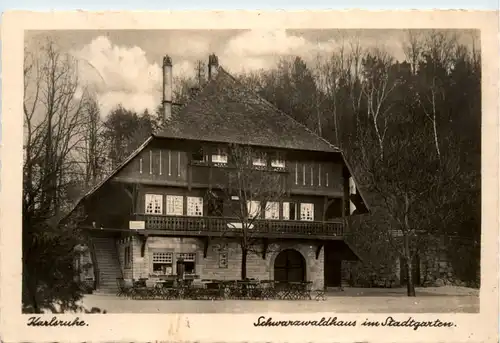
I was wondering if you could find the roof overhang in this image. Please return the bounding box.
[61,136,154,224]
[340,150,371,214]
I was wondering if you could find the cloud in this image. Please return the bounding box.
[219,29,340,74]
[71,31,407,115]
[73,36,195,116]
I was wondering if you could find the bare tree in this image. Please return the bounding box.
[414,31,459,163]
[209,144,287,280]
[403,30,424,75]
[76,93,107,189]
[23,38,90,312]
[360,49,400,160]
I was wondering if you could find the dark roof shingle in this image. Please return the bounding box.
[155,67,340,153]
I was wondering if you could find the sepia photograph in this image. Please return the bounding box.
[21,27,481,314]
[1,10,498,343]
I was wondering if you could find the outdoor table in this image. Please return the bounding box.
[155,280,178,299]
[259,280,276,299]
[204,282,223,300]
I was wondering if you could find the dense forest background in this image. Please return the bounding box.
[23,30,480,311]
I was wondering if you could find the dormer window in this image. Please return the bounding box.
[192,148,205,164]
[252,158,267,167]
[212,148,228,165]
[271,153,286,169]
[252,152,267,169]
[271,159,285,169]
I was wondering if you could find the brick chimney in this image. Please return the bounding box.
[162,55,173,120]
[208,54,219,80]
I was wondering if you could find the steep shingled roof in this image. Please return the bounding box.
[155,67,340,153]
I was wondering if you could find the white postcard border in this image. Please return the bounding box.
[1,10,498,343]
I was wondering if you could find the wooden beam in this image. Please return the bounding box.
[315,242,324,260]
[139,234,149,257]
[342,167,350,220]
[203,236,211,258]
[262,238,269,260]
[322,196,328,221]
[123,185,133,200]
[208,167,213,190]
[188,165,192,191]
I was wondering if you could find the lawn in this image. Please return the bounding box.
[81,286,479,313]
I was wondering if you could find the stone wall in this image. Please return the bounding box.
[420,245,459,286]
[122,236,325,290]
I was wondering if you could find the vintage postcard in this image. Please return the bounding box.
[1,10,498,343]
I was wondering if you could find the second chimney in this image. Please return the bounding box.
[208,54,219,80]
[162,55,173,120]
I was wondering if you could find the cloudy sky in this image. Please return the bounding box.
[25,29,477,116]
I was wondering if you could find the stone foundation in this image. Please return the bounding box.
[119,236,325,290]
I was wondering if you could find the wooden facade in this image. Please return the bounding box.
[78,59,369,291]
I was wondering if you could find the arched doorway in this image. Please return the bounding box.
[274,249,306,283]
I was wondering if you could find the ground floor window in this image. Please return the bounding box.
[152,251,174,276]
[177,253,196,275]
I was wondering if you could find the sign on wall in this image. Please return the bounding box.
[129,221,145,230]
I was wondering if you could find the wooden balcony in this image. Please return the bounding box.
[131,214,344,240]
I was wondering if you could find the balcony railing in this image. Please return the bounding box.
[132,214,344,238]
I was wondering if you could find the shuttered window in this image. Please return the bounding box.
[247,200,261,219]
[145,194,163,214]
[300,203,314,221]
[187,196,203,216]
[265,201,279,219]
[166,195,183,215]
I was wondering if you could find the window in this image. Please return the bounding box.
[192,148,205,163]
[212,149,228,164]
[187,196,203,216]
[247,200,261,219]
[145,194,163,214]
[295,162,298,184]
[318,164,321,186]
[177,152,181,177]
[152,252,173,275]
[264,201,279,219]
[149,150,153,174]
[252,157,267,167]
[166,195,183,215]
[124,246,132,268]
[282,202,297,220]
[271,159,285,169]
[300,203,314,221]
[208,198,224,217]
[168,150,172,176]
[177,253,196,274]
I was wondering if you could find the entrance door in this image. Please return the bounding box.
[274,249,306,283]
[325,259,342,287]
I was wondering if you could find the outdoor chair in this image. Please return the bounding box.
[116,278,133,298]
[297,281,313,300]
[314,288,327,301]
[131,279,149,300]
[156,280,178,300]
[259,280,277,300]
